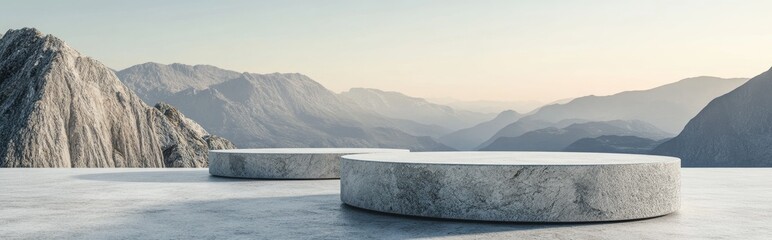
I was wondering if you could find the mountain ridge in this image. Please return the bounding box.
[652,67,772,167]
[340,87,493,131]
[438,110,522,150]
[0,28,235,167]
[517,76,748,133]
[479,76,747,149]
[480,120,671,151]
[120,63,453,150]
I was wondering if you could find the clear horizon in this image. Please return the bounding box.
[2,0,771,102]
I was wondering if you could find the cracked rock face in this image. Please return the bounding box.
[341,152,680,222]
[0,28,234,168]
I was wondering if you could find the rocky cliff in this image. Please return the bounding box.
[0,28,234,167]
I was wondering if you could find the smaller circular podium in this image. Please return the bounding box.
[209,148,408,179]
[340,152,680,222]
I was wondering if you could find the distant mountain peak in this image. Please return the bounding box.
[1,27,79,60]
[497,109,519,117]
[4,27,43,38]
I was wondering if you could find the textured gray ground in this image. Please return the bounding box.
[1,168,770,239]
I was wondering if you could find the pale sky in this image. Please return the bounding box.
[2,0,771,102]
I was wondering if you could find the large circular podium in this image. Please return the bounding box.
[209,148,408,179]
[340,152,680,222]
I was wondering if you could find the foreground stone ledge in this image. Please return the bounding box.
[341,152,680,222]
[209,148,409,179]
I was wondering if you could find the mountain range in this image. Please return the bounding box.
[117,63,455,150]
[653,67,772,167]
[0,28,234,167]
[118,63,242,105]
[426,98,543,114]
[340,88,494,131]
[437,110,522,150]
[480,120,671,151]
[521,77,746,131]
[477,76,747,150]
[565,135,670,154]
[5,27,769,167]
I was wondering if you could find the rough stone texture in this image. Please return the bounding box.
[341,152,680,222]
[0,28,234,168]
[0,168,767,239]
[210,148,408,179]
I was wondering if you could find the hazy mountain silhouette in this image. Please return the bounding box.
[478,76,746,150]
[340,88,494,131]
[477,118,587,149]
[515,76,748,134]
[426,98,543,114]
[565,135,669,154]
[480,120,671,151]
[118,64,452,150]
[652,67,772,167]
[438,110,522,150]
[0,28,234,168]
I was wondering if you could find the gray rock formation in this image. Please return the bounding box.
[438,110,522,150]
[564,135,670,154]
[341,152,681,222]
[652,67,772,167]
[481,120,672,151]
[340,88,494,131]
[117,63,453,150]
[0,28,234,168]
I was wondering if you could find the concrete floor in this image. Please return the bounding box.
[0,168,770,239]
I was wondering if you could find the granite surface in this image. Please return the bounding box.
[0,168,768,239]
[209,148,408,179]
[341,152,680,222]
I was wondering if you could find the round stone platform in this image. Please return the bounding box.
[340,152,680,222]
[209,148,408,179]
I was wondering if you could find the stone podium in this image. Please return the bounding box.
[340,152,680,222]
[209,148,408,179]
